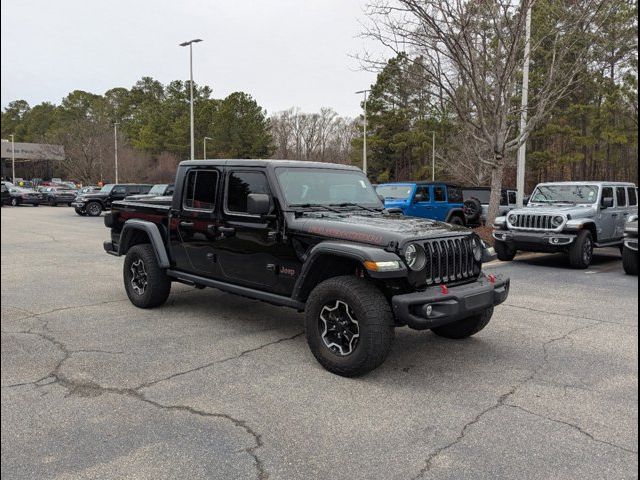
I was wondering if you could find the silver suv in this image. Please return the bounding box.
[492,182,638,269]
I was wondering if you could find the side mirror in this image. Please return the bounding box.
[601,197,614,209]
[377,194,386,204]
[247,193,271,216]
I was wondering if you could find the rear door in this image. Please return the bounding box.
[431,185,449,221]
[614,186,629,239]
[175,168,222,277]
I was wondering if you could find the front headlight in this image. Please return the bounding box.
[552,215,565,227]
[472,238,483,262]
[508,214,518,225]
[404,243,427,271]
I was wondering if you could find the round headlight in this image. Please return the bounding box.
[404,243,426,271]
[508,214,517,225]
[552,215,564,227]
[472,238,483,262]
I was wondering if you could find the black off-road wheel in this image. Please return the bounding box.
[10,198,19,206]
[74,208,87,216]
[123,244,171,308]
[569,230,593,269]
[431,307,494,339]
[86,201,102,217]
[495,240,517,261]
[449,216,465,226]
[305,276,394,377]
[623,246,638,275]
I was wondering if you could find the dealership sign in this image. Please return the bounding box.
[0,141,65,161]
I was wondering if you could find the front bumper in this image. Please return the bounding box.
[493,229,576,249]
[391,274,510,330]
[71,201,86,209]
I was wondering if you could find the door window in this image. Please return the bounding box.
[112,186,127,195]
[601,187,614,206]
[414,186,430,202]
[448,187,463,203]
[434,186,446,202]
[128,186,141,195]
[616,187,627,207]
[626,187,637,206]
[226,171,271,214]
[183,170,219,211]
[508,191,517,205]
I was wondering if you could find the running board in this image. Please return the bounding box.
[594,240,623,248]
[166,270,305,311]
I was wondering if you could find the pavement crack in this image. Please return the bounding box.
[505,404,638,455]
[503,303,635,326]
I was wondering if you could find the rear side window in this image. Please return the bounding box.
[448,187,463,203]
[508,191,517,205]
[434,186,446,202]
[616,187,627,207]
[128,186,141,195]
[627,187,637,206]
[184,170,219,210]
[226,171,271,214]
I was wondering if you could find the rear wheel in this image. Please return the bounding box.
[305,276,394,377]
[495,240,517,261]
[449,216,465,226]
[431,307,493,339]
[86,201,102,217]
[623,246,638,275]
[569,230,593,269]
[123,244,171,308]
[48,197,57,206]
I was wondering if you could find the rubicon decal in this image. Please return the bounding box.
[307,226,384,245]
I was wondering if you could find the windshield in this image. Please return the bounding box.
[276,168,382,207]
[99,184,115,193]
[148,184,168,195]
[376,184,413,200]
[530,185,599,204]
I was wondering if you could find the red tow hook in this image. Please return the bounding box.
[440,285,449,295]
[488,274,497,284]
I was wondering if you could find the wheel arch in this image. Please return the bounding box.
[580,221,598,243]
[445,208,466,224]
[118,220,170,268]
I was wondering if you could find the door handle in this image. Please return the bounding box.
[206,224,217,234]
[611,214,618,218]
[218,226,236,237]
[180,221,195,228]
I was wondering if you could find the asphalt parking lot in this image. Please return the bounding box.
[1,205,638,479]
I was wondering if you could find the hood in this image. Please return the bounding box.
[509,203,597,220]
[287,212,470,247]
[383,199,410,209]
[78,192,108,200]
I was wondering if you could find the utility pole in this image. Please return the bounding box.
[180,39,203,161]
[114,122,119,183]
[9,134,15,183]
[431,131,436,182]
[355,89,370,175]
[203,136,212,159]
[516,3,532,208]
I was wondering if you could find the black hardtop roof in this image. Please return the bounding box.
[381,182,516,190]
[179,159,360,171]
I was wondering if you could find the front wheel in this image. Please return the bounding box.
[431,307,494,339]
[623,246,638,275]
[305,276,394,377]
[123,244,171,308]
[48,198,57,206]
[569,230,593,269]
[495,240,517,261]
[86,201,102,217]
[10,198,19,206]
[74,208,87,216]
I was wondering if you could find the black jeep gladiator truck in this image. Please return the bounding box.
[73,183,153,216]
[104,160,510,376]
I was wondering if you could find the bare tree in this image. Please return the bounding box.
[363,0,613,223]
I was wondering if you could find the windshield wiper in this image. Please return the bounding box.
[289,203,342,213]
[328,202,382,213]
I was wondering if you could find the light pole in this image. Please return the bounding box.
[203,136,212,159]
[114,122,119,183]
[9,134,15,183]
[516,4,532,208]
[355,89,370,175]
[430,131,436,182]
[180,38,203,161]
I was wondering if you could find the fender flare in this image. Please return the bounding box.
[291,241,405,302]
[118,219,170,268]
[445,208,466,223]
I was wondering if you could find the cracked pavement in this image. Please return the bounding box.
[1,206,638,479]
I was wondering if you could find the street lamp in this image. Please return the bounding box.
[113,122,119,183]
[429,131,436,182]
[355,89,370,175]
[179,38,203,161]
[203,136,212,159]
[9,134,15,184]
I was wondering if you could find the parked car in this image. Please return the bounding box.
[623,215,638,275]
[40,186,78,206]
[103,160,509,376]
[493,181,638,268]
[460,187,521,226]
[7,186,44,206]
[125,183,174,201]
[72,183,153,216]
[1,182,11,206]
[376,182,467,225]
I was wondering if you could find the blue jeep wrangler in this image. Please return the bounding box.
[376,182,467,226]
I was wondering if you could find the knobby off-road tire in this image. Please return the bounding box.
[123,244,171,308]
[305,276,395,377]
[74,208,87,216]
[86,201,103,217]
[623,246,638,275]
[495,240,517,261]
[10,198,19,206]
[431,307,494,339]
[569,230,593,269]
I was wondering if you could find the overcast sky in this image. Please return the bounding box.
[1,0,385,118]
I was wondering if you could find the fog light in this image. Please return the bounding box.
[551,237,560,244]
[425,305,433,317]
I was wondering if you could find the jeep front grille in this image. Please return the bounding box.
[509,213,556,231]
[423,237,477,285]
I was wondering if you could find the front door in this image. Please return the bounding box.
[599,186,617,241]
[431,185,449,221]
[216,169,286,292]
[108,185,128,207]
[406,185,434,219]
[175,168,222,277]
